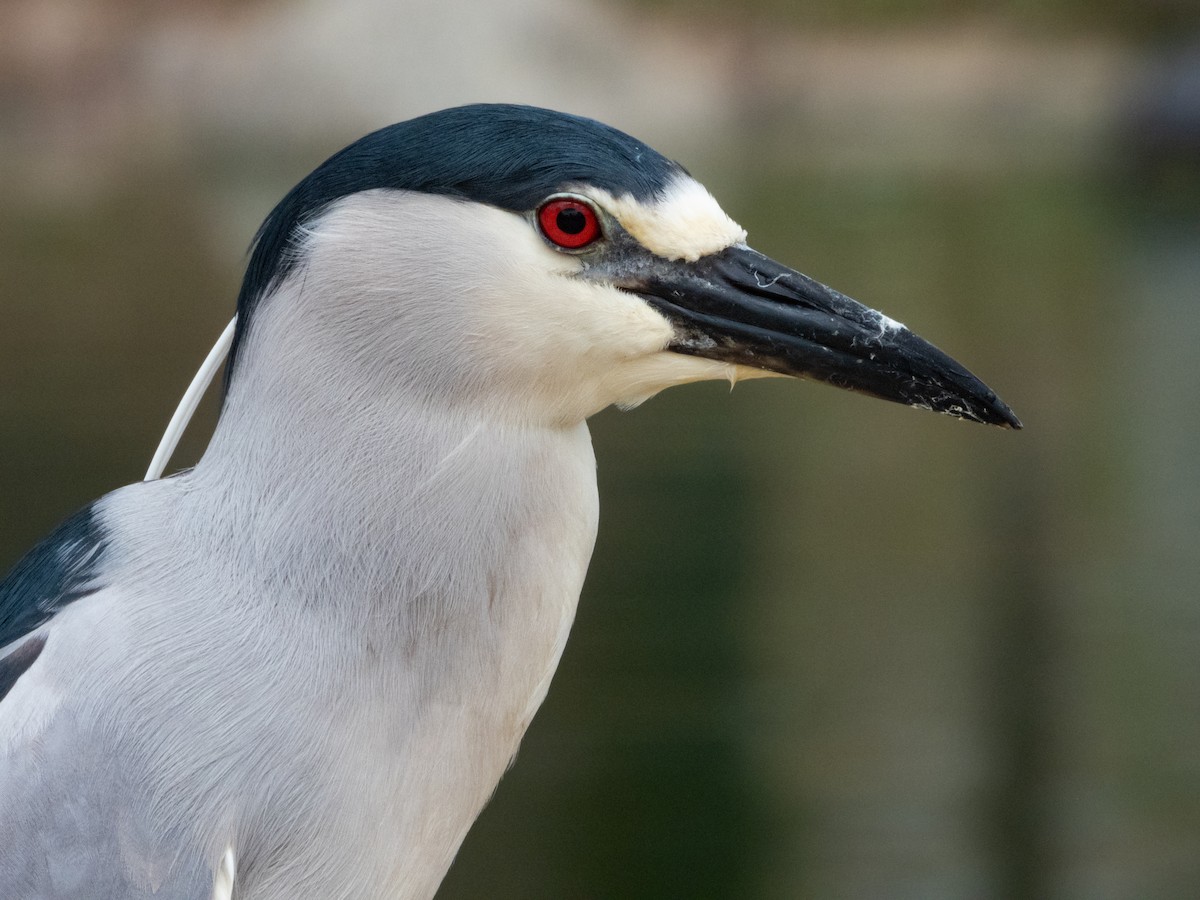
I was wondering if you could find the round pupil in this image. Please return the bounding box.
[556,207,587,235]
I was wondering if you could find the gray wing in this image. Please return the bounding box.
[0,502,215,899]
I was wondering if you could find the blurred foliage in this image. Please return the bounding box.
[619,0,1198,40]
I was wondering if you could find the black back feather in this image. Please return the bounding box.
[0,504,106,651]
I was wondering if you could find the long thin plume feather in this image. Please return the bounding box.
[145,317,237,481]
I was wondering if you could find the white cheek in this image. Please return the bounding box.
[477,273,673,383]
[277,189,757,422]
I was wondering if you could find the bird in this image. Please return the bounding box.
[0,104,1019,900]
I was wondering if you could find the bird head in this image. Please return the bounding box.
[224,104,1019,429]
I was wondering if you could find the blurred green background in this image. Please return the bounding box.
[2,1,1199,897]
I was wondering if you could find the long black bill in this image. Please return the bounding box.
[622,244,1021,428]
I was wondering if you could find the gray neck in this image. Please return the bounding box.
[145,303,600,897]
[190,313,599,674]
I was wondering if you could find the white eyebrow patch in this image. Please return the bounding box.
[589,174,747,262]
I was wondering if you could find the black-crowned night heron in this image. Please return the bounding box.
[0,104,1019,899]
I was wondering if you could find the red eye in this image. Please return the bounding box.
[537,198,601,249]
